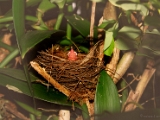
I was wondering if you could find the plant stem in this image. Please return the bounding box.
[90,1,96,47]
[0,15,38,23]
[120,79,128,111]
[0,48,19,68]
[66,24,71,39]
[113,51,135,83]
[0,41,15,52]
[54,12,64,30]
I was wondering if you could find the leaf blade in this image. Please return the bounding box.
[94,70,121,117]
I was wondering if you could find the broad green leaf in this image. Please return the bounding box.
[79,46,89,53]
[26,0,42,7]
[150,0,160,9]
[20,30,65,58]
[72,35,87,44]
[104,31,113,50]
[118,26,141,39]
[0,68,37,82]
[115,38,138,50]
[65,15,98,38]
[98,20,116,29]
[16,101,42,117]
[94,70,121,117]
[81,103,90,120]
[0,73,81,108]
[103,31,114,56]
[38,0,56,13]
[104,38,114,56]
[50,0,66,9]
[109,0,148,16]
[115,26,140,50]
[12,0,25,45]
[59,39,72,45]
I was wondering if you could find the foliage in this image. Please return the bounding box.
[0,0,160,119]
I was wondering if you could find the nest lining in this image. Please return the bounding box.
[34,44,104,101]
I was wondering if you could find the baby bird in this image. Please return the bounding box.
[67,47,77,61]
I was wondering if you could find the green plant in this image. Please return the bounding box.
[0,0,160,119]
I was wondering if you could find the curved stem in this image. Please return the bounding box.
[0,48,19,68]
[54,12,64,30]
[0,41,15,52]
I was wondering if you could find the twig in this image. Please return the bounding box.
[106,47,120,79]
[30,61,71,97]
[90,1,96,47]
[123,59,156,111]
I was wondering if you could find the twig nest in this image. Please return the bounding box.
[34,41,104,102]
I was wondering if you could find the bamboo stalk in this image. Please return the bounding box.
[113,51,135,84]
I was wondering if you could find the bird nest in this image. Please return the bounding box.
[31,41,105,102]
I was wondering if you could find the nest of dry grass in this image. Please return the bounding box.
[33,41,104,102]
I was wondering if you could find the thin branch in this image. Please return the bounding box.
[30,61,71,97]
[90,1,96,47]
[123,60,156,111]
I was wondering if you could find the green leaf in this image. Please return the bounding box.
[81,103,90,120]
[98,20,116,29]
[12,0,25,47]
[20,30,65,59]
[72,35,87,44]
[59,39,72,45]
[0,72,81,107]
[115,26,141,50]
[50,0,66,9]
[104,32,113,49]
[38,0,56,13]
[109,0,148,16]
[103,31,114,56]
[0,68,37,82]
[118,26,141,39]
[65,15,98,38]
[115,38,138,50]
[78,46,89,53]
[26,0,42,7]
[104,38,114,56]
[94,70,121,117]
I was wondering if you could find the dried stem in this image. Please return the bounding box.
[90,1,96,47]
[113,51,135,84]
[106,47,120,79]
[123,60,156,111]
[30,61,71,97]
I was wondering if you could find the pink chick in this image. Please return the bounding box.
[67,47,77,61]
